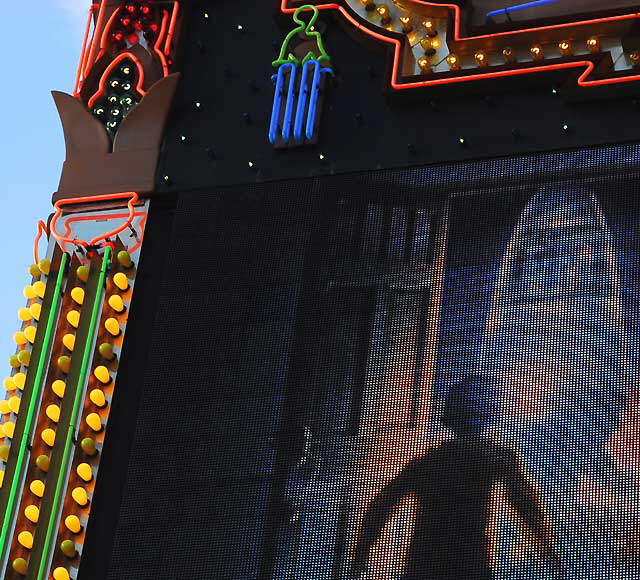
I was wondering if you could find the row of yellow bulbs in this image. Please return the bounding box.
[51,260,131,577]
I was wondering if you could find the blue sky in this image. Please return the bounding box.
[0,4,87,358]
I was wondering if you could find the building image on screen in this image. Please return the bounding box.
[260,155,640,580]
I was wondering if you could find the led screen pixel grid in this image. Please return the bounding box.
[103,146,640,580]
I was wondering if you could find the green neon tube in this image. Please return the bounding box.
[0,253,69,564]
[37,246,111,580]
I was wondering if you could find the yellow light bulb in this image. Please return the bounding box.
[46,404,60,423]
[24,326,37,344]
[399,15,412,33]
[587,36,600,54]
[0,445,9,462]
[18,530,33,549]
[71,486,88,506]
[13,332,27,346]
[417,57,432,73]
[62,334,76,351]
[71,287,85,305]
[17,350,31,366]
[18,308,32,322]
[3,422,15,438]
[38,259,51,275]
[64,515,82,534]
[530,44,543,60]
[446,53,460,71]
[29,263,41,277]
[23,285,36,300]
[113,272,129,291]
[3,377,15,391]
[422,19,437,37]
[559,40,571,56]
[0,470,4,486]
[376,4,391,24]
[86,413,102,432]
[94,366,111,384]
[108,294,125,313]
[631,50,640,66]
[13,373,25,390]
[52,379,66,398]
[30,479,45,497]
[60,539,76,558]
[474,51,488,66]
[420,37,436,56]
[8,396,20,414]
[12,557,27,575]
[76,265,90,283]
[77,462,93,482]
[57,355,71,374]
[9,355,21,369]
[53,568,71,580]
[104,317,120,337]
[66,310,80,328]
[42,428,56,447]
[24,505,39,523]
[81,437,97,456]
[33,281,46,299]
[0,401,9,415]
[117,250,133,268]
[89,389,106,407]
[36,454,49,472]
[29,303,41,321]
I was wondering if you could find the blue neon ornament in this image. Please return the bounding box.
[270,6,334,147]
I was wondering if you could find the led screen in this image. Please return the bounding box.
[105,146,640,580]
[473,0,639,25]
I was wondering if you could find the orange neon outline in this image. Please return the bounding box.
[154,10,170,77]
[51,192,140,249]
[33,221,49,265]
[84,0,108,79]
[279,1,640,90]
[87,52,146,109]
[61,210,148,256]
[164,1,180,56]
[93,6,123,69]
[73,6,97,96]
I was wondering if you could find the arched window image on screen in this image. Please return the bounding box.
[264,185,640,580]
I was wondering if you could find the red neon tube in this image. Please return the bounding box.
[164,2,180,56]
[154,10,170,77]
[84,0,108,78]
[73,6,96,96]
[33,221,49,265]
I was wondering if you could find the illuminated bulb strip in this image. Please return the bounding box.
[35,248,112,580]
[0,253,69,568]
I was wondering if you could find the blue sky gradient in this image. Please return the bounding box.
[0,5,87,358]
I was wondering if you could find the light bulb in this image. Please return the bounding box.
[108,295,125,313]
[0,401,9,415]
[376,4,391,24]
[36,454,49,472]
[90,389,107,407]
[23,285,36,300]
[29,303,41,321]
[52,379,66,398]
[9,355,21,369]
[42,428,56,447]
[587,37,600,54]
[18,308,32,322]
[17,350,31,366]
[60,539,76,558]
[72,487,88,506]
[8,396,20,414]
[81,437,97,456]
[13,373,25,390]
[67,310,80,328]
[46,404,60,423]
[417,57,432,73]
[420,38,436,56]
[530,44,543,61]
[12,557,27,575]
[62,334,76,351]
[65,515,82,534]
[1,377,12,390]
[99,343,115,360]
[29,264,41,277]
[77,462,93,482]
[57,356,71,374]
[24,326,37,344]
[105,318,120,337]
[18,530,33,549]
[76,265,89,283]
[399,15,412,33]
[474,51,488,67]
[3,422,15,438]
[446,53,460,71]
[360,0,376,10]
[24,505,39,523]
[86,413,102,432]
[558,40,571,56]
[94,366,111,384]
[117,250,133,268]
[38,259,51,275]
[30,479,45,497]
[71,287,85,306]
[0,445,9,462]
[422,19,437,37]
[53,568,71,580]
[33,281,46,298]
[13,332,27,346]
[113,272,129,291]
[631,51,640,67]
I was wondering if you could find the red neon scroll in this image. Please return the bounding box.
[279,1,640,90]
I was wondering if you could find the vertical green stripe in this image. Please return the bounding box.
[0,253,69,567]
[36,247,111,580]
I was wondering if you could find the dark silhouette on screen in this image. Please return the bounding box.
[354,375,562,580]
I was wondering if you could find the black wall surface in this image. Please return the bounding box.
[155,1,640,192]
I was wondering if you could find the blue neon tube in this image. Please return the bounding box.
[486,0,558,22]
[306,63,333,141]
[269,62,297,144]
